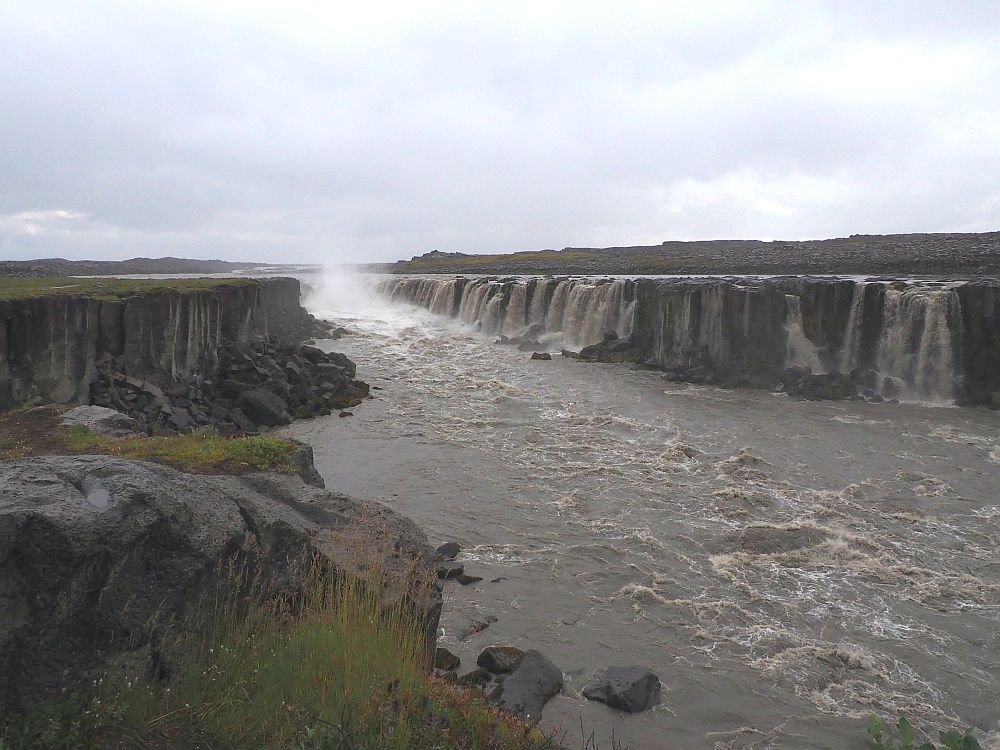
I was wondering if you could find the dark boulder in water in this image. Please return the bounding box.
[477,645,524,674]
[582,665,661,713]
[436,541,462,559]
[492,649,563,723]
[435,647,461,671]
[531,352,552,361]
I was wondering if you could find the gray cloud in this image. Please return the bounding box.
[1,1,998,262]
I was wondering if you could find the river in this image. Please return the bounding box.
[283,271,1000,750]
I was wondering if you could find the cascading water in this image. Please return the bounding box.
[839,281,868,373]
[875,287,961,403]
[784,294,825,372]
[377,275,981,405]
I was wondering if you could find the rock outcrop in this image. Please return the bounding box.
[0,278,317,410]
[0,455,441,715]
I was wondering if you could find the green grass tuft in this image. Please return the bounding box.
[62,426,300,474]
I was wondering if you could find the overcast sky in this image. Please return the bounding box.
[2,1,999,263]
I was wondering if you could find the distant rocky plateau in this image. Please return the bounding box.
[395,231,1000,276]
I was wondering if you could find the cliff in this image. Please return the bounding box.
[0,277,312,410]
[380,275,1000,406]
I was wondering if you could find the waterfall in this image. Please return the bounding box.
[838,282,867,373]
[784,295,824,372]
[376,275,980,404]
[875,288,960,402]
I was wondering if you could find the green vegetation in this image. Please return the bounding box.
[61,425,301,474]
[0,556,557,750]
[867,716,983,750]
[0,408,300,475]
[0,276,259,301]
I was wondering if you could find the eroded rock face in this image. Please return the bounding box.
[0,455,441,715]
[0,278,313,411]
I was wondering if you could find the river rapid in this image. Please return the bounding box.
[283,272,1000,750]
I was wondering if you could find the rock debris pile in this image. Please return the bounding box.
[90,337,370,434]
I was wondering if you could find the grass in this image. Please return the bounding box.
[0,406,299,475]
[0,276,260,301]
[62,425,300,474]
[0,552,559,750]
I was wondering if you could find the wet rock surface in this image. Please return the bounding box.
[0,455,440,715]
[477,645,525,674]
[492,649,563,723]
[582,666,661,713]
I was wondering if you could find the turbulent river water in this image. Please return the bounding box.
[284,272,1000,750]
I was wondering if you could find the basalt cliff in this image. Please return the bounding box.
[380,275,1000,406]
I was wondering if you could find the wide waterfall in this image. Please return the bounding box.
[377,275,998,405]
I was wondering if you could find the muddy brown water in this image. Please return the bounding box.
[282,275,1000,750]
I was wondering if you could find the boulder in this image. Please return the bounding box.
[457,667,491,687]
[582,666,661,713]
[530,352,552,361]
[493,649,563,723]
[0,456,440,715]
[436,560,464,580]
[59,405,139,438]
[477,645,524,674]
[436,541,462,559]
[434,647,460,671]
[238,388,291,426]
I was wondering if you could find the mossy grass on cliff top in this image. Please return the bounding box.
[0,406,299,475]
[0,551,560,750]
[0,275,260,301]
[63,425,300,474]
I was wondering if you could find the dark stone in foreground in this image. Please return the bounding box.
[436,541,462,559]
[458,667,491,687]
[0,456,441,716]
[435,647,460,671]
[582,666,661,713]
[436,560,464,579]
[530,352,552,361]
[477,645,524,674]
[493,649,563,723]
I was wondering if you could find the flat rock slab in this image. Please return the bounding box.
[494,649,563,723]
[582,665,661,713]
[59,405,139,438]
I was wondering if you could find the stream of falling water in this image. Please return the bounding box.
[283,272,1000,750]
